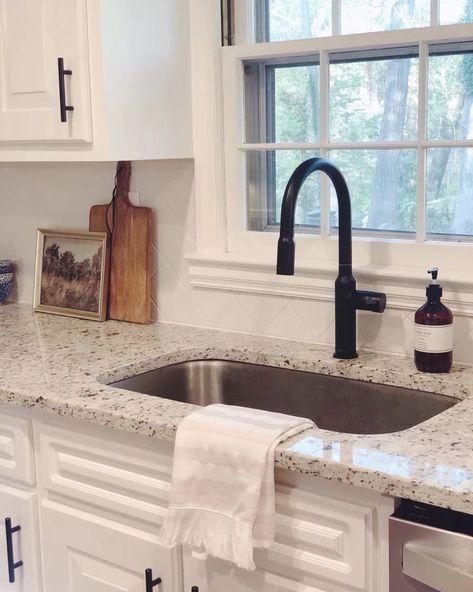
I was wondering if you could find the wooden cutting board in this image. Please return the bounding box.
[89,161,152,324]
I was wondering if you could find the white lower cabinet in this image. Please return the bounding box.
[183,470,392,592]
[0,406,393,592]
[0,483,42,592]
[40,501,182,592]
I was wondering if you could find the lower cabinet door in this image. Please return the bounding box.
[182,473,392,592]
[0,484,42,592]
[183,550,336,592]
[40,501,182,592]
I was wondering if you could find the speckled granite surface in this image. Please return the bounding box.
[1,303,472,513]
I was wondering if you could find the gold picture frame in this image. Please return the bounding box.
[33,229,109,321]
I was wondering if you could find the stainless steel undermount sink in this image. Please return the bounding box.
[111,360,458,435]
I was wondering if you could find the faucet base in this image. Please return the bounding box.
[333,351,359,360]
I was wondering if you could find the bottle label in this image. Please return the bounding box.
[414,323,453,354]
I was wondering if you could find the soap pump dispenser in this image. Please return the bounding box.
[414,267,453,373]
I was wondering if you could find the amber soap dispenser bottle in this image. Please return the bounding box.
[414,267,453,373]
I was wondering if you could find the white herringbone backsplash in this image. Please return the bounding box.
[2,160,473,363]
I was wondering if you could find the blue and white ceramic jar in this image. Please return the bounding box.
[0,259,14,303]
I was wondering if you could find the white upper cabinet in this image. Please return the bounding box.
[0,0,91,144]
[0,0,192,161]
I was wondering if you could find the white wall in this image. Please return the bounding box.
[1,161,473,363]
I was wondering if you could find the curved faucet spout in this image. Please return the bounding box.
[276,157,386,359]
[277,157,352,274]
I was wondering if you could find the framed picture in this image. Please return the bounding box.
[34,229,109,321]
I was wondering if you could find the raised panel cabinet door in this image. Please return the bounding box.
[0,412,35,486]
[38,422,173,527]
[0,0,91,142]
[0,484,42,592]
[40,500,182,592]
[182,474,392,592]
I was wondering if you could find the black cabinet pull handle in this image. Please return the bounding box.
[191,587,199,592]
[145,568,161,591]
[5,518,23,583]
[57,57,74,123]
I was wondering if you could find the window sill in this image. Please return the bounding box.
[186,252,473,316]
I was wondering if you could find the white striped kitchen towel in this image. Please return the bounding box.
[159,404,314,570]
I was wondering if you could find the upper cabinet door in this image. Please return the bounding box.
[0,0,92,142]
[0,0,192,160]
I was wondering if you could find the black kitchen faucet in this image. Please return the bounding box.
[276,157,386,359]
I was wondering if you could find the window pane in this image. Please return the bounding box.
[440,1,473,25]
[427,148,473,237]
[246,150,321,231]
[245,62,320,143]
[330,56,418,142]
[428,51,473,141]
[273,65,320,143]
[265,0,331,42]
[329,150,417,233]
[340,0,430,34]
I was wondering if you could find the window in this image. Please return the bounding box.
[225,0,473,249]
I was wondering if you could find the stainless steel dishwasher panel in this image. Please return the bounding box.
[389,515,473,592]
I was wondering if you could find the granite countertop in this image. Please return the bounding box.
[1,304,472,513]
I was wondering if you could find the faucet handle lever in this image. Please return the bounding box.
[356,290,386,313]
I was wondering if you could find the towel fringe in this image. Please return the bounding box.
[160,508,256,570]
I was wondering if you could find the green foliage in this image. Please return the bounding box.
[274,65,319,142]
[330,58,418,143]
[259,0,473,235]
[268,0,331,41]
[44,243,102,283]
[461,1,473,99]
[41,243,103,313]
[274,151,321,226]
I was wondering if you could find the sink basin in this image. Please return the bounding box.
[111,360,458,434]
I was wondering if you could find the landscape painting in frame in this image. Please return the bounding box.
[34,230,109,321]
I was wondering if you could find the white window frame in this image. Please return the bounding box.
[187,1,473,316]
